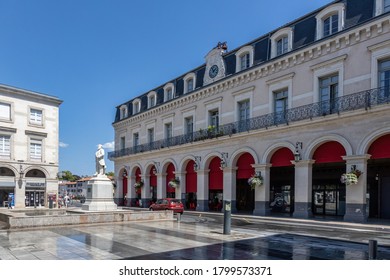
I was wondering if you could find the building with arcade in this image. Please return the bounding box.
[0,84,62,208]
[109,0,390,223]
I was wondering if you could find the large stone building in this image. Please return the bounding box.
[109,0,390,223]
[0,84,62,208]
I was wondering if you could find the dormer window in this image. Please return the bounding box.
[316,3,345,39]
[270,27,293,58]
[164,83,175,101]
[240,53,250,70]
[119,105,128,120]
[375,0,390,15]
[183,73,196,94]
[133,98,141,114]
[148,91,157,108]
[276,36,288,56]
[323,14,338,37]
[235,46,254,72]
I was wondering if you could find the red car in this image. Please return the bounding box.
[149,198,184,214]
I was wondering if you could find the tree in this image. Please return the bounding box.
[59,170,79,182]
[105,171,114,177]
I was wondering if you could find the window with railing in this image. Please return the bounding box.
[274,89,288,124]
[238,100,250,131]
[379,59,390,98]
[184,116,194,141]
[109,87,390,159]
[319,74,339,115]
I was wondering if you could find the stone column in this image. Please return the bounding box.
[156,172,166,199]
[342,155,370,223]
[293,160,315,219]
[196,169,209,211]
[14,177,25,208]
[141,174,151,208]
[129,175,137,206]
[222,167,237,213]
[252,164,271,216]
[175,172,186,200]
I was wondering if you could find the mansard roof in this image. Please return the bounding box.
[114,0,379,123]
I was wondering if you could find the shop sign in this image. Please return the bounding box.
[26,182,46,189]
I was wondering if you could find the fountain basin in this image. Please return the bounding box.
[0,208,173,229]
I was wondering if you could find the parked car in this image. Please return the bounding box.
[149,198,184,214]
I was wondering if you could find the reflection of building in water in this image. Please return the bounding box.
[109,0,390,224]
[0,85,62,208]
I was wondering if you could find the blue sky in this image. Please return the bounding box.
[0,0,331,176]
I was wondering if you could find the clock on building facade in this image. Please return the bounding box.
[203,42,227,86]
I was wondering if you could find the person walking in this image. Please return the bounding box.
[7,195,12,209]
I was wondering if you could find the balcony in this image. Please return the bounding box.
[108,87,389,160]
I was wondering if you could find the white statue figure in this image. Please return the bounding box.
[95,144,106,176]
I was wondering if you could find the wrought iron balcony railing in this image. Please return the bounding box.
[108,87,389,159]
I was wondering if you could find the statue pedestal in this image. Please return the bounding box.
[82,175,117,211]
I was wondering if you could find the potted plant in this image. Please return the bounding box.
[134,179,144,189]
[248,174,263,190]
[168,177,180,188]
[340,169,362,186]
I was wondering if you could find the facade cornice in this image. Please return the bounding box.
[113,15,390,131]
[0,84,63,106]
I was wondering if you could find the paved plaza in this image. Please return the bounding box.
[1,210,390,260]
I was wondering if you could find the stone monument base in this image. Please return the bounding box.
[82,175,117,211]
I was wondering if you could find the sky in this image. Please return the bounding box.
[0,0,332,176]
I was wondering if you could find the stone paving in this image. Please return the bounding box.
[1,212,390,260]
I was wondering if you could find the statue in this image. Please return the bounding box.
[95,144,106,176]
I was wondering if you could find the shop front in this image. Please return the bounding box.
[208,157,223,211]
[269,148,295,214]
[312,166,346,216]
[25,181,46,207]
[312,141,346,217]
[367,134,390,219]
[0,167,16,208]
[185,160,197,210]
[236,153,255,213]
[0,184,15,207]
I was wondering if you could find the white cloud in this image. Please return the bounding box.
[101,141,115,150]
[59,142,69,148]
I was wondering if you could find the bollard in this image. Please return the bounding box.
[223,200,231,235]
[176,213,181,222]
[369,240,378,260]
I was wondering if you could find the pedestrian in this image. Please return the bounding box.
[7,195,12,209]
[64,195,69,208]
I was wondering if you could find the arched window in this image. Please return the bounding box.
[183,73,196,94]
[164,83,175,102]
[147,91,157,108]
[235,46,254,72]
[316,3,345,40]
[119,104,128,120]
[270,27,293,58]
[132,98,141,114]
[375,0,390,15]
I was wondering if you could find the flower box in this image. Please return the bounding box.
[248,175,263,190]
[168,178,180,188]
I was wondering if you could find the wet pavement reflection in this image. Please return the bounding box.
[1,213,389,260]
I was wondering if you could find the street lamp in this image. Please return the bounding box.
[152,161,160,174]
[294,142,303,162]
[193,156,201,171]
[220,152,228,168]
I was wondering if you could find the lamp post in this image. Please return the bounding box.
[220,152,228,168]
[193,156,201,171]
[294,142,303,162]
